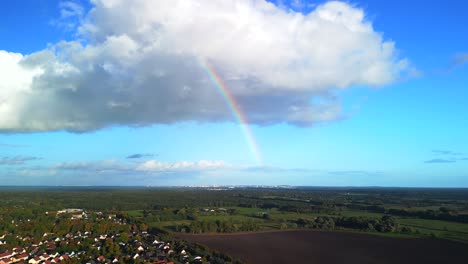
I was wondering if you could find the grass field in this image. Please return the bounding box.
[399,217,468,243]
[338,209,385,218]
[126,207,468,243]
[126,210,144,217]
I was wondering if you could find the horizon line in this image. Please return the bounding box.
[0,185,467,189]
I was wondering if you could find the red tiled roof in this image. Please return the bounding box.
[15,253,28,259]
[0,258,12,264]
[0,251,12,258]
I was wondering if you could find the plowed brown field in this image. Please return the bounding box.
[178,230,468,264]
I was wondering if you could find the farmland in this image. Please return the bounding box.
[2,186,468,263]
[178,230,468,264]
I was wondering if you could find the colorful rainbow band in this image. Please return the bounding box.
[201,60,263,165]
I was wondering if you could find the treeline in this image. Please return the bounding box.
[346,204,468,224]
[2,187,468,226]
[386,208,468,223]
[137,208,199,223]
[293,215,412,234]
[176,219,260,234]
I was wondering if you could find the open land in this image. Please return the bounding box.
[179,230,468,264]
[1,187,468,263]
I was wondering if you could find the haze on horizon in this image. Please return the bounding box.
[0,0,467,187]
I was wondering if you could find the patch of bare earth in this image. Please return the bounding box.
[178,230,468,264]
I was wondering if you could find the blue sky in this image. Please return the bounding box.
[0,0,467,186]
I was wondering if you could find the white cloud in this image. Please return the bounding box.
[35,159,231,174]
[4,157,387,185]
[0,51,43,130]
[51,1,86,31]
[14,159,316,184]
[0,156,41,165]
[60,1,85,19]
[136,160,230,172]
[0,0,412,132]
[53,159,132,172]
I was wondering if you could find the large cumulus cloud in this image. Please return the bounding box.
[0,0,411,132]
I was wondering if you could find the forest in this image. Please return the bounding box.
[1,187,468,263]
[1,186,468,243]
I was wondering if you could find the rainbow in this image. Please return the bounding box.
[201,60,263,165]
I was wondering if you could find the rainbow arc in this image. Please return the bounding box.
[202,60,263,165]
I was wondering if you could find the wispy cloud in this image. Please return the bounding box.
[4,157,395,186]
[136,160,230,173]
[0,143,29,148]
[439,53,468,72]
[0,156,41,165]
[26,159,234,176]
[432,149,463,156]
[126,153,154,159]
[242,166,313,173]
[50,1,85,31]
[424,158,456,164]
[449,53,468,69]
[328,170,383,176]
[19,158,319,178]
[238,166,382,176]
[52,160,134,174]
[425,150,466,163]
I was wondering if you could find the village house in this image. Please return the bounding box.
[0,251,14,261]
[11,253,28,263]
[0,210,195,264]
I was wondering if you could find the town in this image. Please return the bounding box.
[0,209,206,264]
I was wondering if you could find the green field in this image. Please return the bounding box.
[399,218,468,243]
[338,209,385,218]
[6,187,463,244]
[125,205,468,243]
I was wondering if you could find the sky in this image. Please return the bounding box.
[0,0,467,187]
